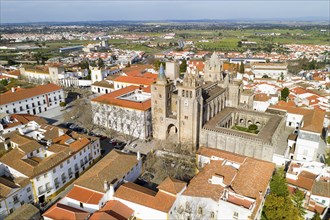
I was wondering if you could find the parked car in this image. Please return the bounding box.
[109,139,117,145]
[73,127,87,133]
[121,149,131,154]
[114,142,126,150]
[65,122,74,128]
[69,123,78,129]
[88,131,97,136]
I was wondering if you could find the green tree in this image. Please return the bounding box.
[311,213,321,220]
[248,124,258,131]
[0,79,8,86]
[154,60,165,71]
[281,87,290,101]
[263,194,300,220]
[97,58,104,68]
[60,102,67,107]
[270,168,289,197]
[239,61,245,73]
[180,59,187,73]
[292,189,306,218]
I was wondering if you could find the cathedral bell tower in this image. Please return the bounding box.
[151,64,174,140]
[204,52,224,82]
[177,72,203,149]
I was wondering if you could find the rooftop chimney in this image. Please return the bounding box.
[109,184,115,200]
[104,180,109,192]
[11,87,15,93]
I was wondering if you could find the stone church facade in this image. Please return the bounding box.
[151,53,286,161]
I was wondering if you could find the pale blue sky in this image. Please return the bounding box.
[1,0,329,23]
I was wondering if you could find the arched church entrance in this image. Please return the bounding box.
[167,124,178,142]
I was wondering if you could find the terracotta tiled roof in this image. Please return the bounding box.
[69,138,90,152]
[227,193,254,209]
[42,202,90,220]
[190,147,275,219]
[157,177,186,195]
[66,186,104,205]
[287,171,317,191]
[113,75,156,86]
[11,114,47,125]
[0,83,62,105]
[90,200,134,220]
[197,147,246,164]
[92,80,114,89]
[92,86,151,111]
[7,70,20,76]
[188,60,205,72]
[5,204,39,220]
[301,108,325,133]
[311,181,330,198]
[254,93,270,102]
[231,158,275,199]
[115,182,177,213]
[75,150,139,193]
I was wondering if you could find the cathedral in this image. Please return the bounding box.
[151,52,286,161]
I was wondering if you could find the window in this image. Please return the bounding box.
[233,211,239,219]
[184,116,188,119]
[198,207,203,215]
[79,151,82,156]
[67,159,70,164]
[36,176,40,181]
[28,195,32,200]
[44,173,47,178]
[36,149,40,153]
[210,212,215,219]
[13,195,19,204]
[74,155,76,160]
[80,202,84,208]
[60,163,63,168]
[53,168,56,173]
[27,187,31,192]
[46,182,51,191]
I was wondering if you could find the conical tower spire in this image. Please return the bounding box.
[157,63,167,83]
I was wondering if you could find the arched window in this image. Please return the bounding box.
[198,207,203,215]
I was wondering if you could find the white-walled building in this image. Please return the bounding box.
[115,177,186,220]
[92,86,152,140]
[171,147,275,220]
[0,128,101,204]
[253,93,271,112]
[0,163,34,219]
[0,114,47,136]
[252,63,288,79]
[43,150,142,219]
[91,80,114,94]
[286,161,330,219]
[0,84,64,115]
